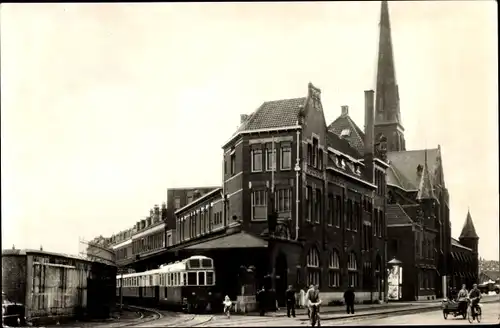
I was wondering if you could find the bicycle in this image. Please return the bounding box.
[466,298,482,323]
[310,302,321,327]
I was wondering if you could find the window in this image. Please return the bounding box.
[276,189,291,212]
[281,146,292,170]
[328,250,340,287]
[346,199,352,230]
[174,197,181,210]
[306,187,313,222]
[230,153,236,175]
[318,149,323,169]
[348,252,358,287]
[353,201,359,232]
[312,138,318,167]
[374,209,379,236]
[206,271,214,285]
[327,194,334,226]
[252,190,267,220]
[251,149,263,172]
[198,272,205,285]
[224,160,227,175]
[334,195,341,227]
[306,247,320,287]
[314,189,321,223]
[266,148,276,171]
[307,144,313,166]
[252,190,266,206]
[378,211,383,237]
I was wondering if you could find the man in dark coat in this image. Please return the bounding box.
[257,287,266,316]
[344,285,355,314]
[285,285,296,318]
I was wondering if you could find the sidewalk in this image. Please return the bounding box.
[246,293,500,319]
[256,300,435,318]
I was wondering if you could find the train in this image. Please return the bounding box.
[116,255,218,313]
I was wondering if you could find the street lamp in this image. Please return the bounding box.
[387,257,403,301]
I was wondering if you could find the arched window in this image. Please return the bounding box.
[306,247,320,287]
[328,250,340,287]
[348,252,358,287]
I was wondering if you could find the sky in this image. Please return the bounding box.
[1,1,498,260]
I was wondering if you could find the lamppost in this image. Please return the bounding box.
[387,257,402,301]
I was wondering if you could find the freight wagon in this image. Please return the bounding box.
[1,249,116,325]
[117,255,216,313]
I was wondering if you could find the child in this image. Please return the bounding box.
[223,295,232,318]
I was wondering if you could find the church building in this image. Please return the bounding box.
[328,1,479,301]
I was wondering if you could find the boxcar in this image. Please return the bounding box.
[2,249,116,325]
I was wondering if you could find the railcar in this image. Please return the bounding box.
[116,255,216,313]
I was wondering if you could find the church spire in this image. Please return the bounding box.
[459,209,479,239]
[374,1,406,152]
[416,149,436,200]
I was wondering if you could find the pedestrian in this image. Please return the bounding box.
[257,287,266,316]
[285,285,296,318]
[223,295,233,319]
[305,284,314,318]
[299,288,306,308]
[344,285,355,314]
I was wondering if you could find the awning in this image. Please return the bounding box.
[185,231,268,250]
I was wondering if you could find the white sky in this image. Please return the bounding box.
[1,2,498,260]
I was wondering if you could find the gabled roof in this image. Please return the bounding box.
[236,97,306,133]
[328,114,365,155]
[459,210,479,239]
[386,148,439,190]
[386,204,413,226]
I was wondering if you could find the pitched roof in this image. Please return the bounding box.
[386,148,439,190]
[326,131,362,159]
[236,97,306,133]
[327,114,365,155]
[386,204,413,226]
[451,237,472,251]
[459,210,479,239]
[416,150,436,200]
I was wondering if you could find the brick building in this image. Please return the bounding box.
[328,1,479,301]
[167,82,389,307]
[92,187,218,271]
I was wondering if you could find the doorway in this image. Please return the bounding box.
[275,252,288,307]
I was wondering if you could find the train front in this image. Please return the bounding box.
[182,256,216,313]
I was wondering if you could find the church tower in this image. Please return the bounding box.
[374,1,406,152]
[459,209,479,254]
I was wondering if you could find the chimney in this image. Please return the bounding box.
[240,114,249,124]
[154,204,160,222]
[364,90,375,183]
[161,202,167,221]
[341,105,349,116]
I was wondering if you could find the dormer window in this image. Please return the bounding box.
[335,156,340,167]
[356,166,361,175]
[341,158,346,169]
[340,129,351,138]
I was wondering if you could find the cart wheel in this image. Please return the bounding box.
[443,311,448,320]
[467,307,473,323]
[476,308,482,323]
